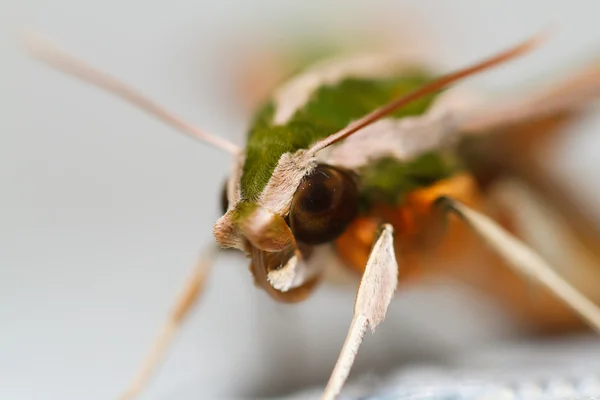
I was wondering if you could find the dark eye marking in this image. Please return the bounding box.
[289,164,359,245]
[300,179,333,214]
[220,179,229,214]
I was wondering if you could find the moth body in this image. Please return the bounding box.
[215,54,470,301]
[25,31,600,400]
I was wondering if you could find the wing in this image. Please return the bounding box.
[226,25,435,112]
[454,60,600,331]
[458,59,600,266]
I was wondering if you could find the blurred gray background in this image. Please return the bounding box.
[3,1,600,399]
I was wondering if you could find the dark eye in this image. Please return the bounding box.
[289,164,359,245]
[220,179,229,214]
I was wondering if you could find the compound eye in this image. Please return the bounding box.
[220,179,229,214]
[289,164,359,245]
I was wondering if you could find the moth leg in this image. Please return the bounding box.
[119,245,219,400]
[322,224,398,400]
[436,196,600,333]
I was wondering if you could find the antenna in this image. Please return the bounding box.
[21,33,240,155]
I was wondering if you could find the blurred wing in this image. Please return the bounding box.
[459,58,600,163]
[461,59,600,136]
[228,27,435,112]
[441,175,600,334]
[439,196,600,332]
[458,60,600,310]
[232,39,392,112]
[488,179,600,306]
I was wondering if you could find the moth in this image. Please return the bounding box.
[23,28,600,400]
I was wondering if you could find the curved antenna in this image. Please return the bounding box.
[307,29,551,156]
[21,33,240,155]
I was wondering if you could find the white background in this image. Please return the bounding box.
[3,1,600,399]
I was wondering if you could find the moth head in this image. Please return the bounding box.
[216,163,359,247]
[213,161,359,300]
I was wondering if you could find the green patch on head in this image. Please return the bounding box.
[241,72,437,201]
[358,153,462,209]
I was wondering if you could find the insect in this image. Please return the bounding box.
[22,28,600,400]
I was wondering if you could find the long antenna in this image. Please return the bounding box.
[21,33,240,155]
[307,29,551,155]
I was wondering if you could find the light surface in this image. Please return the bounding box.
[2,1,600,399]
